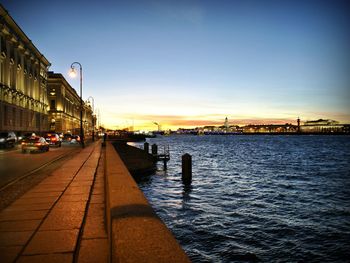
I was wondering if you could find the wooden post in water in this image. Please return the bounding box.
[182,153,192,185]
[144,142,149,153]
[152,144,158,156]
[163,159,167,170]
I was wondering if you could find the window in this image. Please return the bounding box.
[20,110,23,127]
[12,108,16,126]
[50,100,56,110]
[4,106,8,126]
[0,36,7,54]
[36,113,40,128]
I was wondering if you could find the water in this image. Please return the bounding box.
[135,135,350,262]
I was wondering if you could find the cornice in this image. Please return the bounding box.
[0,4,51,67]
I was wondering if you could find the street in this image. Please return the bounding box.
[0,142,82,189]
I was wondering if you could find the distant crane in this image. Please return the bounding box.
[153,122,161,132]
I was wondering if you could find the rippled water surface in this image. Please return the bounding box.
[136,135,350,262]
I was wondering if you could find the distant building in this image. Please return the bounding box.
[0,5,51,133]
[224,117,229,132]
[242,124,297,133]
[176,118,350,135]
[47,72,94,136]
[301,119,344,133]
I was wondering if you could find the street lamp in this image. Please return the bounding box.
[69,62,85,148]
[87,96,95,142]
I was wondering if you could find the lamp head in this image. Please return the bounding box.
[69,67,77,78]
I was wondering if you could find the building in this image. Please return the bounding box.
[224,117,229,132]
[301,119,345,133]
[47,72,94,137]
[242,123,298,133]
[0,5,51,134]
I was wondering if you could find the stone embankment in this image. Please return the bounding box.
[106,141,190,262]
[112,141,156,177]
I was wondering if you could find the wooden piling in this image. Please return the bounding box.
[144,142,149,153]
[151,144,158,155]
[163,159,167,170]
[182,153,192,185]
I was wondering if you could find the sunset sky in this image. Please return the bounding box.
[3,0,350,130]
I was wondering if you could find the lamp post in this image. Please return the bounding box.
[87,96,95,142]
[69,62,85,148]
[96,108,101,133]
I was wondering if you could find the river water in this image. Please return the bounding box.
[135,135,350,262]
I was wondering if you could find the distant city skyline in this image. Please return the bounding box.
[2,0,350,130]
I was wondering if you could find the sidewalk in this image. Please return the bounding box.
[0,141,107,263]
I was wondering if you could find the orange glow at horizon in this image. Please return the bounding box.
[99,111,350,131]
[102,116,296,131]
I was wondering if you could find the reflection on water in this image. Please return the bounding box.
[137,135,350,262]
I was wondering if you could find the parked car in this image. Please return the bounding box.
[44,133,62,147]
[0,131,17,148]
[18,132,36,143]
[21,136,49,153]
[63,133,73,142]
[70,135,81,144]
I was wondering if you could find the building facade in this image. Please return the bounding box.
[301,119,345,133]
[47,72,94,137]
[0,5,51,133]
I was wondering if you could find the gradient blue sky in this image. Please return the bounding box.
[2,0,350,129]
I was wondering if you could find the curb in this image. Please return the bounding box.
[105,141,191,263]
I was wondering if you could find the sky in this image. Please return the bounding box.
[2,0,350,130]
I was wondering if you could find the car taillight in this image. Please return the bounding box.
[51,138,57,141]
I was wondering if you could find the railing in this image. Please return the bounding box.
[128,142,170,158]
[158,144,170,159]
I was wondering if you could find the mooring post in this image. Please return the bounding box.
[152,144,158,156]
[144,142,149,153]
[182,153,192,185]
[163,159,167,170]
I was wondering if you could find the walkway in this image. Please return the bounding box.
[0,141,108,263]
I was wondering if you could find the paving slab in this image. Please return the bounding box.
[4,203,54,211]
[0,210,49,221]
[54,201,87,211]
[70,181,93,187]
[0,231,33,246]
[50,167,79,178]
[92,187,104,195]
[40,210,85,231]
[39,178,72,184]
[90,194,104,204]
[77,238,108,263]
[82,216,107,239]
[60,193,89,202]
[12,196,59,205]
[23,229,79,255]
[0,245,22,263]
[0,219,41,232]
[20,191,62,199]
[73,174,94,182]
[87,203,104,217]
[17,253,73,263]
[76,165,98,176]
[64,186,92,195]
[27,186,66,193]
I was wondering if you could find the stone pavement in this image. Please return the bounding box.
[0,141,108,263]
